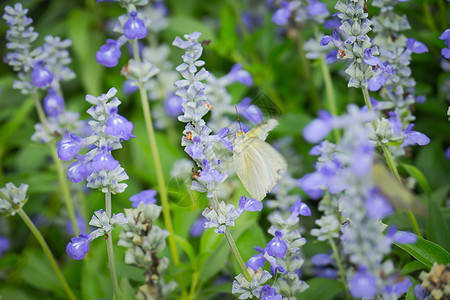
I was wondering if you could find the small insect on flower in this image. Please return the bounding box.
[233,119,287,201]
[192,168,200,179]
[201,40,211,46]
[338,50,346,58]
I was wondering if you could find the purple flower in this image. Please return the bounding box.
[95,39,121,68]
[129,189,157,208]
[307,0,328,17]
[227,64,253,86]
[186,136,204,159]
[385,276,412,296]
[31,61,54,88]
[91,146,119,171]
[210,127,233,151]
[237,195,262,215]
[66,232,91,260]
[297,173,324,199]
[105,107,135,141]
[57,133,81,161]
[314,267,338,279]
[238,97,264,124]
[366,188,393,219]
[124,11,147,40]
[164,93,184,117]
[311,252,334,266]
[402,124,430,146]
[67,155,91,183]
[320,30,343,48]
[198,159,224,182]
[0,236,11,257]
[272,1,292,26]
[264,252,287,275]
[260,284,282,300]
[445,147,450,160]
[303,110,333,143]
[349,267,377,298]
[43,88,65,117]
[266,230,287,257]
[122,79,139,95]
[406,38,428,54]
[440,29,450,58]
[246,246,266,270]
[325,49,338,64]
[414,284,427,300]
[190,215,208,237]
[290,199,311,216]
[386,227,417,244]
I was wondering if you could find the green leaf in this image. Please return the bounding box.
[394,235,450,269]
[405,283,416,300]
[174,234,197,269]
[21,249,61,294]
[400,163,431,198]
[427,200,450,250]
[401,260,427,275]
[120,277,137,300]
[300,278,344,300]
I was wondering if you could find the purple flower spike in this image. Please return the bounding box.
[66,232,91,260]
[0,236,11,257]
[198,159,225,182]
[237,195,263,215]
[124,11,147,40]
[164,93,184,117]
[57,133,81,161]
[246,246,266,270]
[105,107,135,140]
[266,230,287,257]
[91,146,119,171]
[31,61,54,88]
[95,39,121,68]
[129,189,157,208]
[43,88,65,117]
[349,267,377,298]
[260,284,282,300]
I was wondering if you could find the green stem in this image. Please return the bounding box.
[17,208,77,300]
[328,236,351,300]
[361,87,422,237]
[319,55,340,142]
[131,39,180,266]
[32,90,79,234]
[105,191,121,300]
[211,193,251,282]
[297,32,320,112]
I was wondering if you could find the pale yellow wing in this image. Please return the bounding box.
[247,119,279,141]
[234,138,287,201]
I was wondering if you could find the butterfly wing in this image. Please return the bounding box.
[247,119,279,141]
[234,138,287,201]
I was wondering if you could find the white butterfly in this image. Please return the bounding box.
[233,119,287,201]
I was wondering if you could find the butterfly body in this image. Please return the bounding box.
[233,119,287,201]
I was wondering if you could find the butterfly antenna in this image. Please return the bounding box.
[235,105,242,131]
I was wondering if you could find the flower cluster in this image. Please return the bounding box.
[272,0,329,27]
[95,1,150,68]
[118,199,177,299]
[0,183,29,216]
[238,199,310,298]
[301,105,417,298]
[66,209,128,260]
[57,88,133,194]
